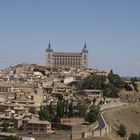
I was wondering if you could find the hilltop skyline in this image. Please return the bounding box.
[0,0,140,76]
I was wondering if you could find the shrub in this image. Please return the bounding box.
[117,124,127,137]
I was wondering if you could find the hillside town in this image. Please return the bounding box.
[0,57,140,140]
[0,44,139,140]
[1,0,140,139]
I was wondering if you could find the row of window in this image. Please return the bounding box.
[0,87,11,92]
[54,61,81,64]
[53,56,81,59]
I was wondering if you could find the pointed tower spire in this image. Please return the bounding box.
[82,42,88,53]
[48,41,51,49]
[84,42,86,48]
[46,41,53,52]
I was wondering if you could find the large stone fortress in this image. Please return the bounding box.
[46,42,88,69]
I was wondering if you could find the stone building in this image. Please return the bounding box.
[45,42,88,69]
[15,113,52,133]
[83,89,103,98]
[0,84,11,93]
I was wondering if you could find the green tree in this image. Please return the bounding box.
[64,100,69,117]
[49,101,54,115]
[29,107,35,114]
[6,135,20,140]
[117,124,127,137]
[108,73,124,88]
[103,72,124,97]
[82,75,106,90]
[129,133,140,140]
[82,73,125,98]
[68,100,73,117]
[2,121,11,132]
[110,69,113,74]
[103,83,119,97]
[92,97,97,104]
[77,104,88,118]
[55,93,63,100]
[85,104,100,124]
[56,100,64,118]
[39,106,55,122]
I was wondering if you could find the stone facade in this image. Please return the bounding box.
[45,42,88,69]
[0,85,11,93]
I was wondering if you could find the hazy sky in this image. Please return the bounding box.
[0,0,140,76]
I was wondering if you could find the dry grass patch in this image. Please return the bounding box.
[104,103,140,136]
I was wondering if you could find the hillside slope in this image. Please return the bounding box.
[104,103,140,136]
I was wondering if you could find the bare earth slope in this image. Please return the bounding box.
[104,103,140,136]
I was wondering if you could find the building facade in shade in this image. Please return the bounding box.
[45,42,88,69]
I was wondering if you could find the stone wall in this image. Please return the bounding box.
[20,114,110,140]
[20,133,71,140]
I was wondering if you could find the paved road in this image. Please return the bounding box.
[94,104,129,131]
[94,111,105,131]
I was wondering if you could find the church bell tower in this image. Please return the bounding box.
[46,42,53,67]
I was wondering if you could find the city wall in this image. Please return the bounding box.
[20,112,112,140]
[20,121,111,140]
